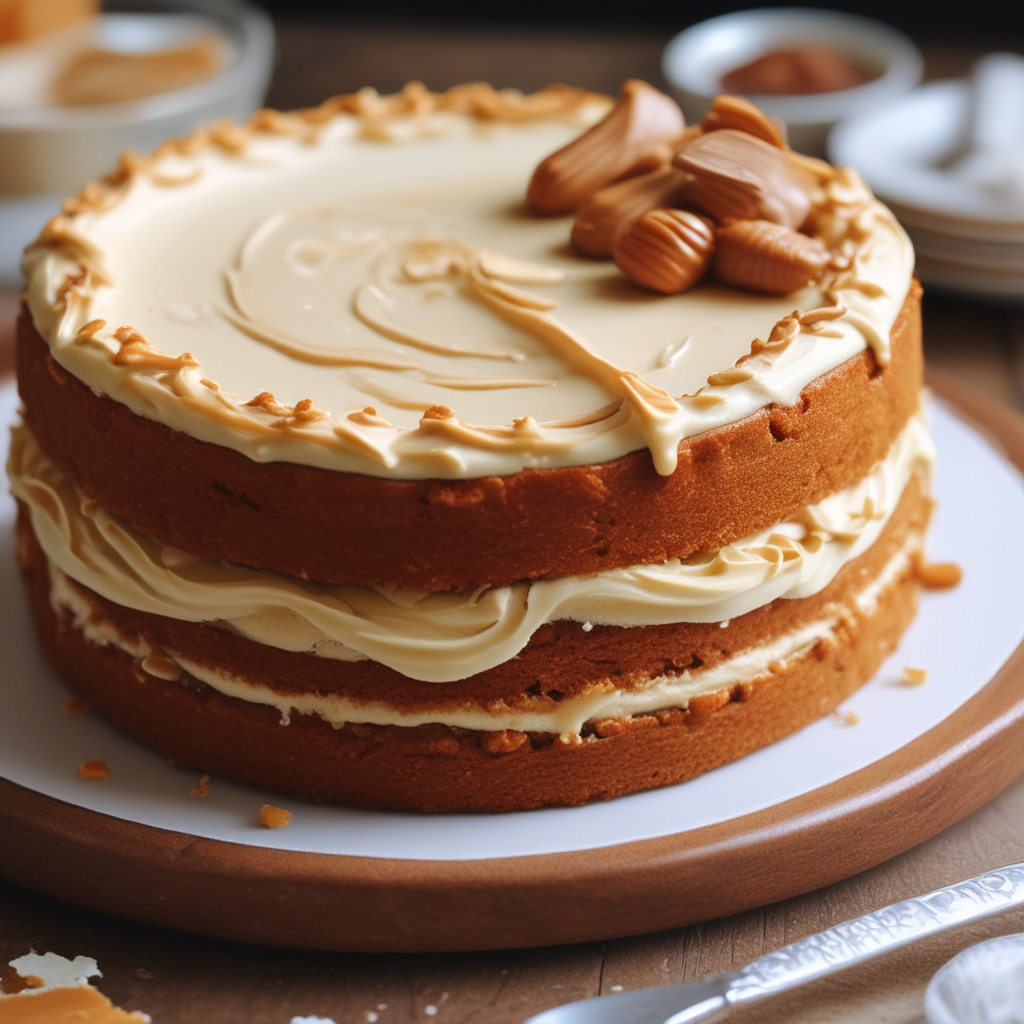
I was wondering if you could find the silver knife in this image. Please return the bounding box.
[523,859,1024,1024]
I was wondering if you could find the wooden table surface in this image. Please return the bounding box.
[4,19,1024,1024]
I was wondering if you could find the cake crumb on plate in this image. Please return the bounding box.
[902,667,928,686]
[61,698,88,716]
[190,775,210,799]
[259,804,291,828]
[78,760,109,780]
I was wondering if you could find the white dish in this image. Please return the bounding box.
[830,79,1024,229]
[0,0,274,286]
[1,381,1023,862]
[663,8,922,154]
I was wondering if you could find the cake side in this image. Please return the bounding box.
[9,82,946,813]
[16,280,922,590]
[16,477,930,812]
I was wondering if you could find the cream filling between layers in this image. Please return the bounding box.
[10,406,934,683]
[22,91,914,479]
[47,534,922,735]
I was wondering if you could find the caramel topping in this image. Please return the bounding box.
[701,94,787,148]
[527,79,685,215]
[615,209,715,294]
[713,220,830,295]
[674,129,811,229]
[572,164,691,258]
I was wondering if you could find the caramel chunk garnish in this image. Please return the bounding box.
[713,219,829,294]
[615,209,715,294]
[527,79,685,215]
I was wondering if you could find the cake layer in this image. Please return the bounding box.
[15,465,930,735]
[16,281,923,591]
[9,408,934,681]
[21,85,912,482]
[18,499,925,811]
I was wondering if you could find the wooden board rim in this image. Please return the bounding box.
[2,368,1024,953]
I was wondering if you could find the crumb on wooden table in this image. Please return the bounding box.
[259,804,291,828]
[136,968,154,980]
[902,666,928,686]
[78,760,109,780]
[190,774,210,799]
[61,698,88,716]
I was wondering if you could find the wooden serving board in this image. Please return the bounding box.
[2,370,1024,954]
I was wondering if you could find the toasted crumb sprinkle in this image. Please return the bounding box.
[916,558,963,590]
[190,775,211,799]
[61,698,88,716]
[24,975,44,989]
[832,710,861,726]
[902,667,928,686]
[259,804,291,828]
[78,760,109,780]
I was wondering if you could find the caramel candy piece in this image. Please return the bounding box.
[674,129,810,229]
[713,219,828,294]
[0,0,97,46]
[615,208,715,294]
[701,94,786,148]
[527,79,685,215]
[571,164,691,258]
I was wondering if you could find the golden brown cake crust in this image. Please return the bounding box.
[18,487,927,812]
[16,281,922,591]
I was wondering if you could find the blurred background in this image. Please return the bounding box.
[254,1,1022,109]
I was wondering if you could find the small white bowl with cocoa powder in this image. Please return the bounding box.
[662,8,922,155]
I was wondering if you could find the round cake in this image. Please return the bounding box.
[11,81,933,812]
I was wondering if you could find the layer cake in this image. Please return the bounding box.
[11,82,933,811]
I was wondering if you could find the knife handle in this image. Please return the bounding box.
[725,860,1024,1003]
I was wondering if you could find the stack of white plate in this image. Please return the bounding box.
[830,62,1024,302]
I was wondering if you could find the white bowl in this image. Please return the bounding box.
[924,933,1024,1024]
[662,8,923,154]
[0,0,274,285]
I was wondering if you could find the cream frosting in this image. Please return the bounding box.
[11,406,934,683]
[22,84,915,479]
[48,534,922,735]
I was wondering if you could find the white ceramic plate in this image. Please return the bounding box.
[2,380,1023,862]
[830,79,1024,232]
